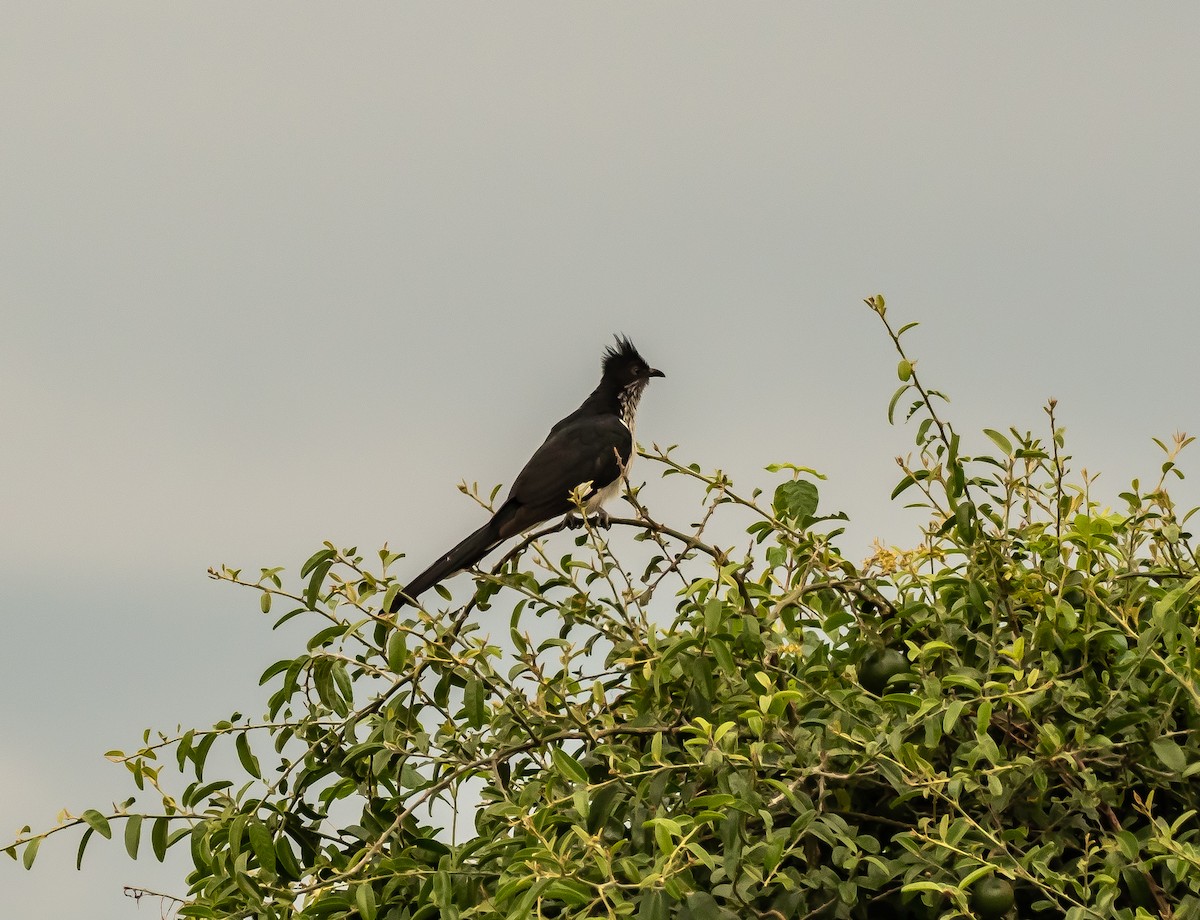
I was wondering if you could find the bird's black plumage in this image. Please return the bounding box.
[389,336,664,610]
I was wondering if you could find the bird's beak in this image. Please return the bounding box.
[649,368,665,379]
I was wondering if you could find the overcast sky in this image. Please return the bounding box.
[4,5,1200,917]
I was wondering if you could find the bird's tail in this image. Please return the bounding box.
[389,519,502,611]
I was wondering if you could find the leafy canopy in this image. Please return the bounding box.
[8,297,1200,920]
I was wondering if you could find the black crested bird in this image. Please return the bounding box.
[389,336,664,610]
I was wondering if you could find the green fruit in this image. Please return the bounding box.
[858,649,909,695]
[970,876,1015,919]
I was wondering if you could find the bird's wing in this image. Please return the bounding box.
[495,415,633,539]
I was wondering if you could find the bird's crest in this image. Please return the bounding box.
[602,335,653,378]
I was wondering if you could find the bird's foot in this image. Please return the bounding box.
[564,510,611,530]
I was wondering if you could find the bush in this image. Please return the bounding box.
[9,297,1200,919]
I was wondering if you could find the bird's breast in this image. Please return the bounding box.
[585,474,624,512]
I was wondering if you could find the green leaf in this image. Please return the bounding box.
[651,818,677,856]
[888,384,910,424]
[300,546,336,578]
[919,640,956,658]
[761,834,785,876]
[381,584,401,611]
[942,699,966,735]
[642,889,669,920]
[386,630,408,672]
[976,700,993,736]
[248,819,276,874]
[307,623,347,650]
[543,879,592,907]
[902,880,955,896]
[192,732,218,782]
[259,658,290,686]
[331,661,353,707]
[955,501,975,540]
[703,598,724,633]
[916,416,934,445]
[75,826,94,870]
[227,815,246,863]
[982,428,1013,454]
[773,479,818,524]
[551,747,588,784]
[708,637,736,675]
[681,891,730,920]
[124,814,143,860]
[464,676,486,729]
[1152,738,1188,773]
[236,733,261,779]
[22,836,40,870]
[897,359,913,381]
[275,835,302,881]
[304,558,333,609]
[506,877,549,919]
[183,782,230,810]
[1115,830,1140,861]
[587,784,624,834]
[355,883,378,920]
[313,658,339,711]
[271,606,308,629]
[151,816,169,861]
[81,809,112,839]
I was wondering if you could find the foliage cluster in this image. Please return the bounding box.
[8,298,1200,919]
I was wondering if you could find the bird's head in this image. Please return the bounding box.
[602,335,665,389]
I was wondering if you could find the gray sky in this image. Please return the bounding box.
[4,5,1199,917]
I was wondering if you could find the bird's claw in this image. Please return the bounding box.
[564,510,611,530]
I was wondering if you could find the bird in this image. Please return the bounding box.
[389,336,664,610]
